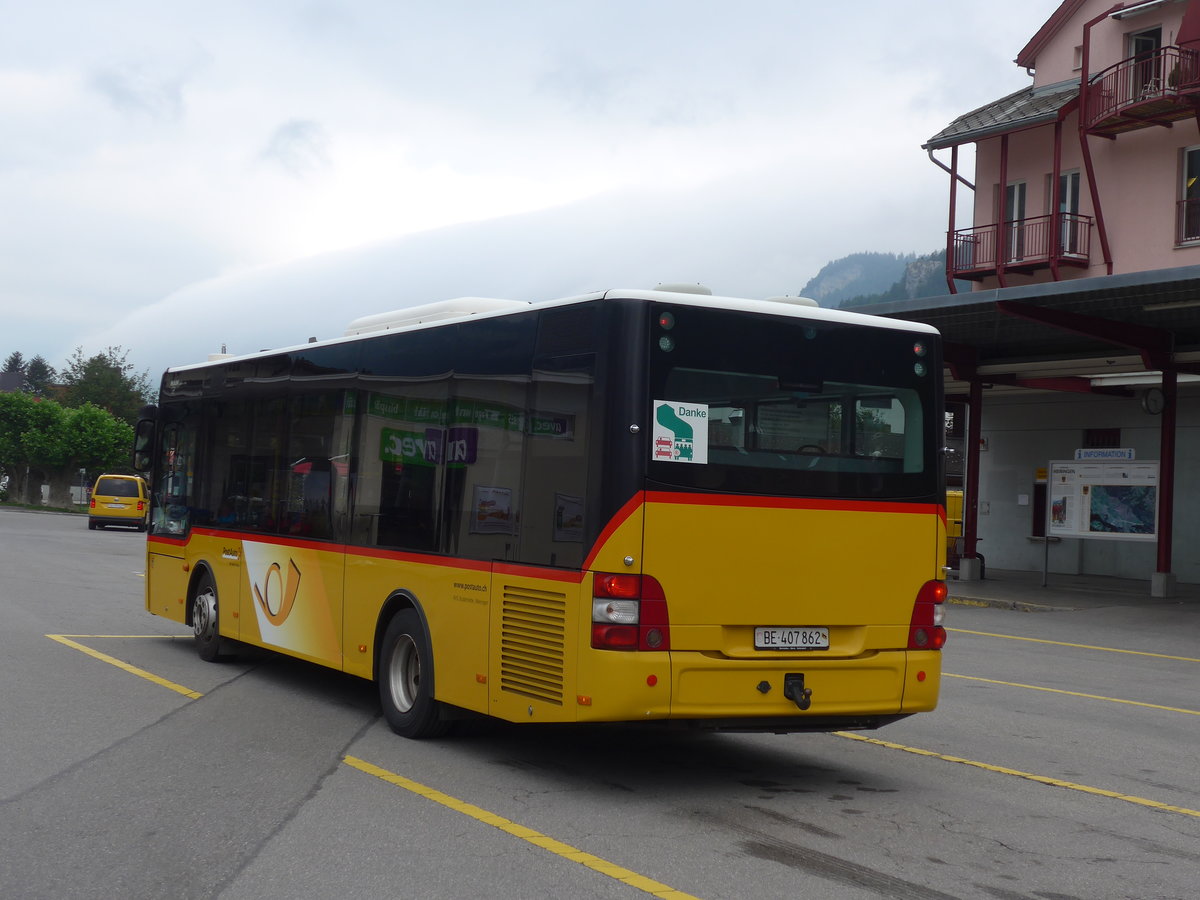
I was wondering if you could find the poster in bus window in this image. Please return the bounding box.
[471,485,514,534]
[553,493,583,542]
[652,400,708,464]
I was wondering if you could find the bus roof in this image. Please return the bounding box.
[165,287,939,374]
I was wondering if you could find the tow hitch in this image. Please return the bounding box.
[783,673,812,710]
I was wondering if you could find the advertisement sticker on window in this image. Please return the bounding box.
[652,400,708,464]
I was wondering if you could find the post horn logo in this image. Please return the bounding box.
[253,559,301,626]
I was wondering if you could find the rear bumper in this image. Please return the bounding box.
[670,648,940,720]
[89,514,145,528]
[661,713,911,733]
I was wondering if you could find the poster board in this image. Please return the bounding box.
[1047,460,1159,541]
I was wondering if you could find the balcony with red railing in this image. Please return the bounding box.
[949,213,1093,282]
[1085,45,1200,137]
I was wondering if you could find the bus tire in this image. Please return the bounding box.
[378,609,448,739]
[191,571,222,662]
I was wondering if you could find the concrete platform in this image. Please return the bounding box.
[948,567,1200,612]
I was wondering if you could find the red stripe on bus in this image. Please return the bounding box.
[148,534,188,548]
[582,490,646,571]
[492,562,584,583]
[353,546,492,571]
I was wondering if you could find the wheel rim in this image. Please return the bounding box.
[193,587,217,643]
[386,634,420,713]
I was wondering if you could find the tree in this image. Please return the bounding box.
[0,392,62,504]
[0,394,133,507]
[25,355,57,398]
[21,403,134,506]
[3,351,25,374]
[59,346,153,425]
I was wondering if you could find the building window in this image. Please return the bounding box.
[1047,170,1083,255]
[1073,45,1083,71]
[1083,428,1121,449]
[1180,147,1200,243]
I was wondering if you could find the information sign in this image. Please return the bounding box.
[1047,460,1159,541]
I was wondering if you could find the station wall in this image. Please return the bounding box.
[973,386,1200,584]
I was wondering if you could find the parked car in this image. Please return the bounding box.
[88,475,149,531]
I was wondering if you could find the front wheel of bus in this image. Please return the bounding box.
[192,573,221,662]
[378,610,448,739]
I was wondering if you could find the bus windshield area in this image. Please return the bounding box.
[647,305,940,500]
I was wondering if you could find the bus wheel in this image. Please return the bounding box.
[192,573,221,662]
[378,610,448,739]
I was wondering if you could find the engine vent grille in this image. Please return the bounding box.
[499,586,566,706]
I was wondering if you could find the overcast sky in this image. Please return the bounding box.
[1,0,1059,379]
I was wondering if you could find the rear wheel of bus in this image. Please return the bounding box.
[378,609,448,739]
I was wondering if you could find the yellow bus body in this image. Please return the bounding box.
[148,489,944,727]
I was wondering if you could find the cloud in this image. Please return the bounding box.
[79,159,953,380]
[89,62,186,119]
[2,0,1060,378]
[260,119,332,178]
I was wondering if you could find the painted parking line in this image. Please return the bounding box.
[45,634,202,700]
[948,627,1200,663]
[344,755,700,900]
[944,672,1200,716]
[835,731,1200,820]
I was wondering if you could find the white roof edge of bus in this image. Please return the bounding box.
[343,297,532,335]
[165,287,935,373]
[598,289,939,334]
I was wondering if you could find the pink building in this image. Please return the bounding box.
[895,1,1200,596]
[926,0,1200,291]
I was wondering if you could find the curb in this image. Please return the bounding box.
[948,595,1082,613]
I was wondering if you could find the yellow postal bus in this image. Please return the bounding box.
[134,286,946,738]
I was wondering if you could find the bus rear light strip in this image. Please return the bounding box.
[591,573,670,651]
[908,579,948,650]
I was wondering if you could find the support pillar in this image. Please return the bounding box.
[1153,368,1178,598]
[961,379,984,581]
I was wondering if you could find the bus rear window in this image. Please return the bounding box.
[647,306,940,500]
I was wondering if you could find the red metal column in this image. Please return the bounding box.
[996,135,1009,288]
[946,145,959,294]
[1079,5,1116,274]
[1050,119,1063,281]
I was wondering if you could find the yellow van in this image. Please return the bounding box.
[89,474,149,531]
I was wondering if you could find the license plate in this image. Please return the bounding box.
[755,627,829,650]
[106,503,126,509]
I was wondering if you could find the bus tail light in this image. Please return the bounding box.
[591,574,670,651]
[908,580,947,650]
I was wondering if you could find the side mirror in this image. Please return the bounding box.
[132,419,155,473]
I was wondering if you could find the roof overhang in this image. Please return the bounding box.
[856,264,1200,397]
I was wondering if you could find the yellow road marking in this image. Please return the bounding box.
[46,634,202,700]
[835,731,1200,819]
[344,756,700,900]
[945,672,1200,715]
[948,628,1200,663]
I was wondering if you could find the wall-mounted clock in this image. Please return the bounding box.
[1141,387,1166,415]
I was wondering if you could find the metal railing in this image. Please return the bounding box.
[1084,45,1200,129]
[1177,198,1200,244]
[950,213,1092,277]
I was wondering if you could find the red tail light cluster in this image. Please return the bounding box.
[908,579,947,650]
[591,573,670,651]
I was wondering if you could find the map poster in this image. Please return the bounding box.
[1047,460,1159,542]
